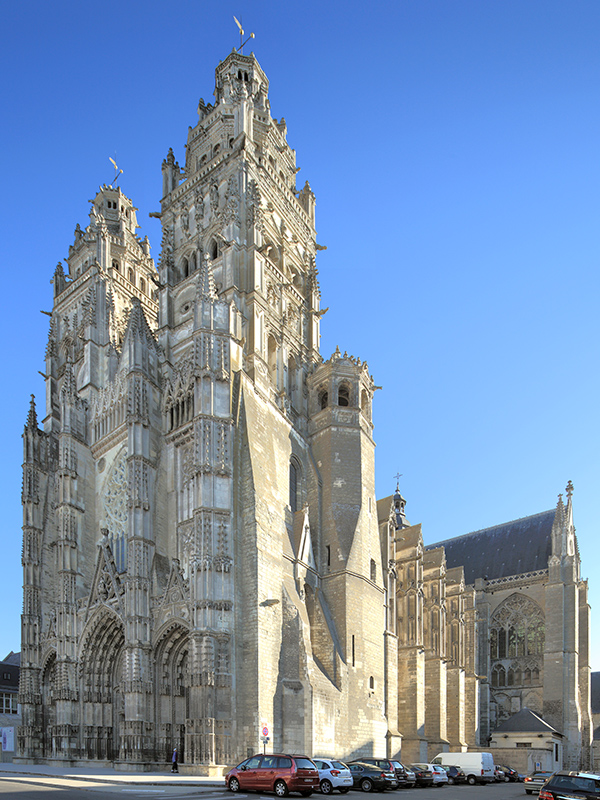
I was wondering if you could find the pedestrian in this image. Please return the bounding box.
[171,747,178,773]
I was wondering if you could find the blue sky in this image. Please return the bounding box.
[1,1,599,671]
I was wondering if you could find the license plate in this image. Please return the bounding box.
[305,779,312,782]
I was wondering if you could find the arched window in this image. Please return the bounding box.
[498,628,507,658]
[514,666,522,685]
[213,143,220,157]
[182,257,189,278]
[128,268,134,283]
[289,459,299,513]
[210,239,218,260]
[140,278,146,294]
[338,384,350,407]
[492,665,506,687]
[112,259,120,272]
[490,628,498,660]
[370,559,376,582]
[267,335,278,387]
[319,390,328,410]
[369,676,374,691]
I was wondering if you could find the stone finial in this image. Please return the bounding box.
[566,480,574,500]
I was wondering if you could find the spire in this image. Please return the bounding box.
[122,297,158,349]
[393,474,409,530]
[62,360,78,401]
[26,394,37,429]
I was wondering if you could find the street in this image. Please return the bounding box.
[0,778,530,800]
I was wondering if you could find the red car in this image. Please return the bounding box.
[226,753,320,796]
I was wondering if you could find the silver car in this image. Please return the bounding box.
[312,758,353,794]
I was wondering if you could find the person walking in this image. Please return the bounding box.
[171,747,179,773]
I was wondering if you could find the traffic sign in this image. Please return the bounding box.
[262,725,269,737]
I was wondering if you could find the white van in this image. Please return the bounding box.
[431,752,495,785]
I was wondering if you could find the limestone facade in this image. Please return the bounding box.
[18,51,390,770]
[18,50,593,773]
[377,485,592,769]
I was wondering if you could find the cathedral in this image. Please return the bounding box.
[18,50,592,772]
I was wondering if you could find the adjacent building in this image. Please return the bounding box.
[377,483,592,770]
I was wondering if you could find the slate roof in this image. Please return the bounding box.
[591,672,600,714]
[426,509,556,584]
[494,707,561,735]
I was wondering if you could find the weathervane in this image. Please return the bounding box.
[234,16,255,54]
[108,157,123,187]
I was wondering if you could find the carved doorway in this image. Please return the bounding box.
[155,624,189,764]
[41,653,57,758]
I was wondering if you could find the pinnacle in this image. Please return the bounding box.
[26,394,37,428]
[197,254,217,299]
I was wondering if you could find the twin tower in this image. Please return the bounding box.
[19,51,394,768]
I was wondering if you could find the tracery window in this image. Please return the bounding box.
[489,594,544,661]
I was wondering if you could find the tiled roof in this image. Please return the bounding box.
[426,509,555,583]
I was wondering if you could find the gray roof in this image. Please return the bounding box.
[494,707,561,736]
[426,509,556,584]
[591,672,600,714]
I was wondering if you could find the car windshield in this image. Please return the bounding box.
[391,761,402,769]
[295,758,316,770]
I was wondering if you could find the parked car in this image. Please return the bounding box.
[358,757,409,787]
[494,765,508,782]
[312,758,353,794]
[347,762,397,792]
[440,765,466,785]
[538,771,600,799]
[412,763,448,787]
[225,754,320,796]
[524,771,555,795]
[410,765,435,788]
[499,765,519,782]
[400,764,416,787]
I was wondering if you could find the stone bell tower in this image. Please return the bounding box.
[20,49,393,770]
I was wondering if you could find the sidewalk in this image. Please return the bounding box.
[0,761,226,787]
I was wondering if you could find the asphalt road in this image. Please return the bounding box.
[0,779,530,800]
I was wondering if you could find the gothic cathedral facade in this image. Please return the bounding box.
[18,51,392,770]
[19,51,592,772]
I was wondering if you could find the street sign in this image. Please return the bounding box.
[262,725,269,737]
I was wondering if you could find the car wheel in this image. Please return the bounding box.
[467,776,476,786]
[447,778,454,785]
[275,780,289,797]
[360,779,373,792]
[504,777,509,782]
[320,780,333,795]
[229,778,240,793]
